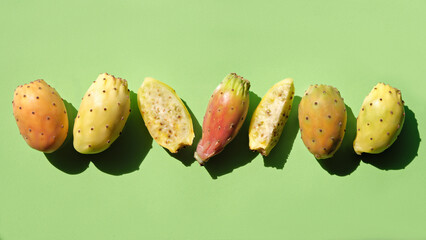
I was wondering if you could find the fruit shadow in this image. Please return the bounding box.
[204,91,261,179]
[262,95,301,169]
[45,92,153,175]
[165,99,200,166]
[361,105,420,170]
[44,100,89,174]
[316,104,361,176]
[90,91,152,175]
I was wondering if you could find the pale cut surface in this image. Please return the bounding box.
[138,77,194,153]
[249,78,295,156]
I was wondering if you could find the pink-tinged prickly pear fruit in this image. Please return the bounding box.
[12,79,68,153]
[353,83,405,155]
[73,73,131,154]
[137,77,194,153]
[298,84,347,159]
[194,73,250,165]
[249,78,295,156]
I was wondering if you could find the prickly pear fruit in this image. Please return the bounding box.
[298,85,347,159]
[194,73,250,165]
[248,78,295,156]
[353,83,405,155]
[73,73,131,154]
[137,77,194,153]
[12,80,68,153]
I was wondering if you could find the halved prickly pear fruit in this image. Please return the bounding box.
[137,77,194,153]
[298,84,347,159]
[73,73,131,154]
[353,83,405,155]
[12,79,69,153]
[249,78,295,156]
[194,73,250,165]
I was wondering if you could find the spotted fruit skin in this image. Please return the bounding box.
[73,73,130,154]
[194,73,250,165]
[137,77,194,153]
[298,84,347,159]
[12,79,68,153]
[249,78,295,156]
[353,83,405,155]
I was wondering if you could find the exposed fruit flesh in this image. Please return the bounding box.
[249,78,295,156]
[137,77,194,153]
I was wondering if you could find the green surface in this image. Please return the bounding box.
[1,0,425,239]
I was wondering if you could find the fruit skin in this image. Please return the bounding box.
[194,73,250,165]
[353,83,405,155]
[137,77,194,153]
[298,84,347,159]
[73,73,131,154]
[12,79,68,153]
[249,78,295,156]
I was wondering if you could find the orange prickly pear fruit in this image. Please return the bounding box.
[12,79,68,153]
[298,84,347,159]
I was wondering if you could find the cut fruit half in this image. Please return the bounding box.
[249,78,295,156]
[137,77,194,153]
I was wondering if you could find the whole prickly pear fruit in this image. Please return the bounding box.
[353,83,405,155]
[12,79,69,153]
[194,73,250,165]
[249,78,295,156]
[73,73,131,154]
[298,84,347,159]
[137,77,194,153]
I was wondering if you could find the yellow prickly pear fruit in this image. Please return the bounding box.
[73,73,131,154]
[353,83,405,155]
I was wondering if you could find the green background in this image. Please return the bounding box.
[1,0,425,239]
